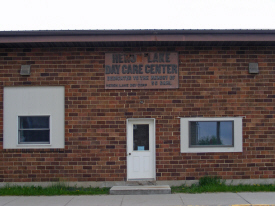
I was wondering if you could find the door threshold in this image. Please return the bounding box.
[126,179,156,186]
[127,178,155,181]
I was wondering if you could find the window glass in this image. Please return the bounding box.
[190,121,233,147]
[133,124,149,151]
[18,116,50,144]
[19,116,49,129]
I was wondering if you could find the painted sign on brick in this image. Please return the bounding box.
[105,52,179,89]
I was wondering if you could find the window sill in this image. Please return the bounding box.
[181,146,242,153]
[15,144,53,149]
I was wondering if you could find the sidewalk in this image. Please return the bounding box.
[1,192,275,206]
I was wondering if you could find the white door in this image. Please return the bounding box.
[127,119,155,180]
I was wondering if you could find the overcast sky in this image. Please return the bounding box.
[1,0,275,31]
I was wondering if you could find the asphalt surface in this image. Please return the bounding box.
[1,192,275,206]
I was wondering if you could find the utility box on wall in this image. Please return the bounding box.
[249,63,259,74]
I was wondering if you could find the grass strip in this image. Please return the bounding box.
[172,176,275,193]
[172,183,275,193]
[0,185,110,196]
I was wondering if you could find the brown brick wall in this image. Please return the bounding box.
[0,46,275,182]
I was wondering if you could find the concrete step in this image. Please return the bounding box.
[110,185,171,195]
[126,180,156,186]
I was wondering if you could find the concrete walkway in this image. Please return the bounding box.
[1,192,275,206]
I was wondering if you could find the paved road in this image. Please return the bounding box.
[1,192,275,206]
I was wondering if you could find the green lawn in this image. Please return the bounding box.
[0,184,110,196]
[171,183,275,193]
[172,176,275,193]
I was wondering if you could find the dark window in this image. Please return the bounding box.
[189,121,233,147]
[18,116,50,144]
[133,124,149,151]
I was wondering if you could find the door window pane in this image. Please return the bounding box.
[190,121,233,146]
[133,124,149,151]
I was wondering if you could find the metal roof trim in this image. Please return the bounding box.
[1,29,275,37]
[1,34,275,44]
[0,30,275,47]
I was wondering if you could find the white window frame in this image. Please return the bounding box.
[3,86,64,149]
[180,117,243,153]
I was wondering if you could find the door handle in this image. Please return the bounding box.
[129,153,131,156]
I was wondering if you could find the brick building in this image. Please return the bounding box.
[1,30,275,186]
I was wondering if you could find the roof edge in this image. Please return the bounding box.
[1,29,275,37]
[1,30,275,46]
